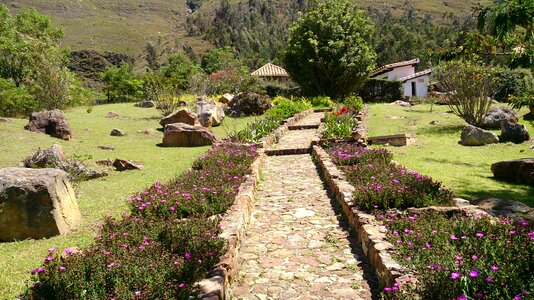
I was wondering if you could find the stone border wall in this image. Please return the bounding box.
[312,145,489,292]
[195,109,313,299]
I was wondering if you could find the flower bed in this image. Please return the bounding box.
[27,142,259,299]
[327,144,453,211]
[380,211,533,300]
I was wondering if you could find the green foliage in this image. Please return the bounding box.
[101,64,144,102]
[343,96,363,111]
[192,68,262,95]
[381,211,533,299]
[284,0,376,99]
[359,78,403,103]
[433,60,500,126]
[145,42,161,71]
[162,53,202,88]
[495,68,534,102]
[308,96,334,108]
[201,46,240,74]
[322,113,359,139]
[227,117,281,143]
[265,97,311,120]
[0,78,35,117]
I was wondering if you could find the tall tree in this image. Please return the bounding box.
[284,0,376,99]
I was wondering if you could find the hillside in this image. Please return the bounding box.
[3,0,485,57]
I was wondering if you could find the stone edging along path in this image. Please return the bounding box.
[194,109,314,299]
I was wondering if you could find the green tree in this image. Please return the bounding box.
[283,0,376,99]
[101,64,143,102]
[145,42,161,71]
[201,46,240,74]
[162,53,202,88]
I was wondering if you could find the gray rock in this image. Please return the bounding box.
[481,106,518,129]
[134,101,155,108]
[196,101,225,127]
[0,117,9,122]
[460,125,499,146]
[98,145,115,150]
[491,158,534,186]
[390,100,411,107]
[473,197,534,223]
[24,110,72,140]
[226,92,272,116]
[23,144,107,181]
[105,111,119,118]
[500,122,529,144]
[162,123,217,147]
[112,159,144,171]
[110,128,126,136]
[0,167,82,241]
[159,108,198,127]
[218,93,234,104]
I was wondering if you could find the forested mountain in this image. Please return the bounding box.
[1,0,484,67]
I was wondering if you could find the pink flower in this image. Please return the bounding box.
[58,266,66,271]
[44,256,53,262]
[491,265,499,272]
[179,283,185,288]
[64,248,73,255]
[458,296,468,300]
[184,252,192,260]
[472,255,478,260]
[514,296,522,300]
[48,247,56,253]
[451,272,461,280]
[486,277,495,283]
[476,232,484,238]
[451,235,458,240]
[135,291,141,297]
[469,270,479,278]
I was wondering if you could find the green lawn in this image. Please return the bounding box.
[368,103,534,207]
[0,103,255,298]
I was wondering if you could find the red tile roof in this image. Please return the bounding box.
[399,68,435,82]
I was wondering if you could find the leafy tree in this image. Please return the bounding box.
[145,42,161,71]
[433,60,500,126]
[284,0,376,99]
[201,46,240,74]
[101,64,144,102]
[162,53,202,88]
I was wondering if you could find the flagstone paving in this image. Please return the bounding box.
[266,129,316,152]
[294,111,324,127]
[232,152,375,299]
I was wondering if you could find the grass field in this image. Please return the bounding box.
[0,103,255,299]
[368,103,534,207]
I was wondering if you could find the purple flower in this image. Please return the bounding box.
[514,296,522,300]
[58,266,66,271]
[456,256,463,261]
[383,287,392,292]
[490,265,499,272]
[451,272,461,280]
[179,283,185,288]
[469,269,479,278]
[44,256,53,262]
[64,248,73,255]
[476,292,484,299]
[472,255,479,260]
[486,277,495,283]
[476,232,484,238]
[135,291,141,297]
[184,252,192,260]
[31,267,45,275]
[458,296,468,300]
[48,247,56,253]
[509,230,516,235]
[451,235,458,240]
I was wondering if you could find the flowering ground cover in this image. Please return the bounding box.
[25,142,259,299]
[327,144,453,210]
[379,211,533,300]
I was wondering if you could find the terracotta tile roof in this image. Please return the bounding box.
[399,68,435,82]
[371,58,420,77]
[251,63,289,77]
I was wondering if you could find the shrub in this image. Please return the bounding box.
[262,79,300,98]
[381,212,533,300]
[322,113,359,139]
[359,78,403,103]
[28,217,225,300]
[327,145,453,210]
[433,60,500,126]
[308,96,335,108]
[129,143,258,219]
[265,97,311,120]
[0,78,35,117]
[495,68,534,102]
[343,95,364,111]
[226,117,281,143]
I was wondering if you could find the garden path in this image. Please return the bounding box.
[232,113,374,300]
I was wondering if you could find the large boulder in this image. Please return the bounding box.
[23,144,107,181]
[112,159,144,171]
[159,109,198,127]
[226,92,272,116]
[390,100,411,107]
[460,125,499,146]
[0,168,82,241]
[491,158,534,186]
[481,106,518,129]
[500,121,530,144]
[218,93,234,105]
[196,100,225,127]
[24,110,72,140]
[162,123,217,147]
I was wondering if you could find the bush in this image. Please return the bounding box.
[495,68,534,102]
[433,60,500,126]
[327,144,453,210]
[227,117,281,143]
[343,96,363,111]
[0,78,35,117]
[262,80,300,98]
[308,96,335,108]
[28,217,225,299]
[265,97,311,120]
[358,78,403,103]
[322,113,359,139]
[28,143,259,299]
[381,212,533,300]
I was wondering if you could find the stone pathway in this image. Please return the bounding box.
[232,120,375,299]
[294,112,324,127]
[266,129,316,152]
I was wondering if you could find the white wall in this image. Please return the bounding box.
[403,75,430,97]
[387,66,415,80]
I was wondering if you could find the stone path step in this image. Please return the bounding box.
[294,112,324,127]
[265,129,316,156]
[232,154,373,299]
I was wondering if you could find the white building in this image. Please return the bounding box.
[370,58,434,98]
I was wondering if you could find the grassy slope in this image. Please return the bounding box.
[0,103,255,298]
[368,103,534,207]
[3,0,483,56]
